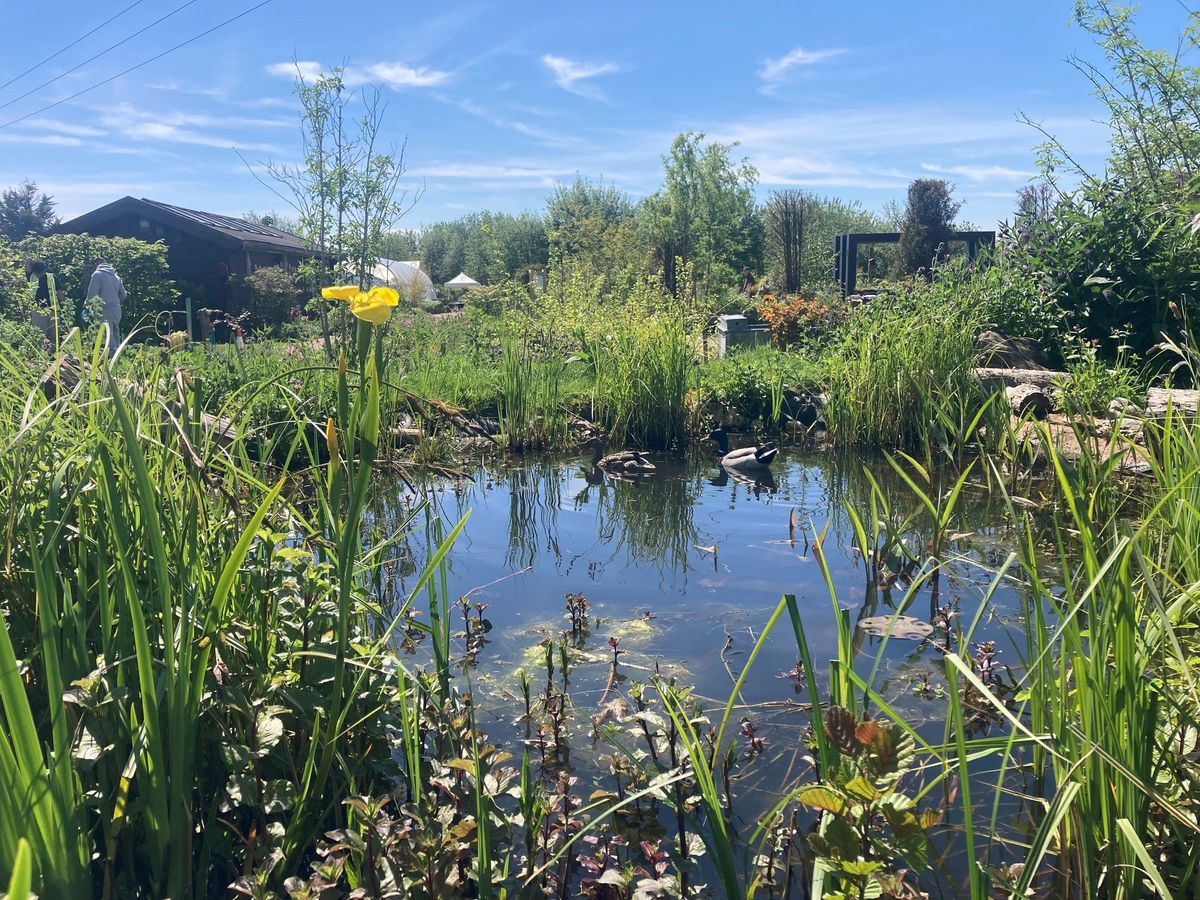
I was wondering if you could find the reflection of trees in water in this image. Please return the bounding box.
[374,451,1026,634]
[587,462,702,573]
[502,460,569,569]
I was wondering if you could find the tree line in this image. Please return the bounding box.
[4,130,966,299]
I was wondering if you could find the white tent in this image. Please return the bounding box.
[370,258,436,305]
[445,271,481,289]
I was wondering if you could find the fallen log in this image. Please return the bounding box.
[1005,384,1052,420]
[974,367,1064,390]
[1144,387,1200,419]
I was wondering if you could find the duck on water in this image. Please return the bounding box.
[709,427,778,470]
[583,436,657,475]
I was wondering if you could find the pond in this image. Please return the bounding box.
[376,447,1039,892]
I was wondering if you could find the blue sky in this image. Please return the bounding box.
[0,1,1186,228]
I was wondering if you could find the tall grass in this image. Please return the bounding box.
[498,337,571,450]
[582,313,694,449]
[0,326,465,895]
[822,269,1004,460]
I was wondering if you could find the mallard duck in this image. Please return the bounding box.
[710,427,778,470]
[584,437,657,475]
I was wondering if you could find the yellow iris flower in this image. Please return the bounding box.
[321,285,400,324]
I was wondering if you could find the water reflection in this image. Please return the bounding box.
[374,449,1038,894]
[385,449,1027,679]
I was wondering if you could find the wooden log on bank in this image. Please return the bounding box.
[1005,384,1052,420]
[1144,387,1200,419]
[974,367,1063,390]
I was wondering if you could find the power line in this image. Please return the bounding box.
[0,1,276,131]
[0,0,150,95]
[0,0,204,113]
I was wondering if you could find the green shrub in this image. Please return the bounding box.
[1054,339,1143,415]
[1002,177,1200,359]
[237,266,304,332]
[822,266,1000,456]
[700,345,820,427]
[3,233,178,333]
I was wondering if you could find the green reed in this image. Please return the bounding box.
[0,323,466,896]
[583,313,693,449]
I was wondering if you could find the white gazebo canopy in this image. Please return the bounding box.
[445,271,481,289]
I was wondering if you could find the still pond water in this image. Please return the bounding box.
[380,448,1036,887]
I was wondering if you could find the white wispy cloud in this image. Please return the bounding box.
[921,162,1038,181]
[25,119,105,138]
[758,47,845,90]
[266,60,323,80]
[409,162,577,181]
[352,62,451,89]
[0,133,84,147]
[266,59,452,90]
[540,55,620,100]
[113,121,282,154]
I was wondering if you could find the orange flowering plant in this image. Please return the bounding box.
[758,295,848,348]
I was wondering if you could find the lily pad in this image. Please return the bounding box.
[857,615,934,641]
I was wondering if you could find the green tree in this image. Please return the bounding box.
[640,132,761,296]
[545,177,641,288]
[1005,2,1200,356]
[378,229,420,261]
[896,178,961,277]
[0,181,58,241]
[4,233,177,328]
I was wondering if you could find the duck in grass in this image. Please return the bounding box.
[709,427,778,470]
[583,436,657,475]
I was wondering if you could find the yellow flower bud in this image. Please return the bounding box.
[325,416,339,457]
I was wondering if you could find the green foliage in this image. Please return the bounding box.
[1002,176,1200,356]
[546,177,643,290]
[799,707,933,896]
[970,253,1067,356]
[896,178,961,277]
[764,193,897,292]
[1,233,177,331]
[580,313,694,449]
[237,265,304,331]
[1013,2,1200,359]
[1054,338,1142,414]
[0,181,57,241]
[700,345,821,428]
[411,210,549,287]
[822,265,1001,457]
[640,131,762,296]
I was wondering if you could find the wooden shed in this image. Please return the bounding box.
[56,196,313,309]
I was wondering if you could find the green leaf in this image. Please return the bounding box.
[255,715,285,755]
[821,813,860,859]
[844,775,883,803]
[6,838,32,900]
[840,859,884,876]
[796,786,847,814]
[262,780,297,814]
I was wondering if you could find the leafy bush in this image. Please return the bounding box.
[700,345,821,427]
[1054,339,1143,415]
[237,266,304,331]
[757,294,848,349]
[968,256,1067,360]
[2,233,178,333]
[1001,177,1200,358]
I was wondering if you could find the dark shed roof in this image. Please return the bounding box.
[56,196,310,254]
